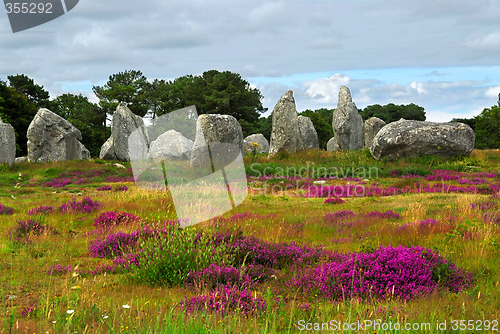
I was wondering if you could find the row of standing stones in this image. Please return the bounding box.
[0,86,475,166]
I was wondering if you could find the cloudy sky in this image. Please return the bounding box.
[1,0,499,121]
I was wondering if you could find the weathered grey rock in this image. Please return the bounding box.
[244,134,269,154]
[27,108,90,162]
[100,103,149,161]
[297,116,319,150]
[364,117,386,149]
[149,129,194,161]
[14,157,28,164]
[326,137,339,152]
[269,90,299,156]
[190,114,244,168]
[370,119,475,161]
[0,118,16,166]
[331,86,364,151]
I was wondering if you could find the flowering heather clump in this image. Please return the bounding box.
[181,284,266,315]
[45,264,72,275]
[44,177,73,188]
[20,303,37,317]
[290,246,473,301]
[417,219,439,229]
[113,252,140,269]
[389,169,399,177]
[9,219,58,243]
[59,196,100,214]
[88,230,141,258]
[105,176,134,182]
[484,212,500,224]
[0,203,14,215]
[28,206,54,215]
[87,264,117,276]
[97,185,112,191]
[114,186,128,192]
[245,264,277,283]
[299,303,311,312]
[231,236,323,269]
[93,211,140,229]
[365,210,400,219]
[324,197,345,204]
[187,263,253,290]
[470,201,497,211]
[323,210,356,223]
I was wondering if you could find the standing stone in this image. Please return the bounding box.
[364,117,386,149]
[297,116,319,150]
[190,114,244,168]
[326,137,339,152]
[0,118,16,166]
[370,119,475,161]
[269,90,299,157]
[244,134,269,155]
[148,129,193,161]
[331,86,364,151]
[27,108,90,162]
[100,103,149,162]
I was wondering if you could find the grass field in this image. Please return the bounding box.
[0,149,499,333]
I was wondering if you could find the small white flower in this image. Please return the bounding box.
[102,315,109,319]
[52,320,56,324]
[67,309,74,314]
[122,304,130,309]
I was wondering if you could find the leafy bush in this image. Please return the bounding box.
[128,227,234,286]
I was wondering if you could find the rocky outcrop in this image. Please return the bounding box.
[364,117,386,149]
[297,116,319,150]
[331,86,364,151]
[0,118,16,166]
[370,119,475,161]
[269,91,299,156]
[326,137,338,152]
[148,129,193,161]
[244,134,269,155]
[27,108,90,162]
[100,103,149,161]
[190,114,244,168]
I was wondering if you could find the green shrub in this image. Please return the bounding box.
[128,227,234,286]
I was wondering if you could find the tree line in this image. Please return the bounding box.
[1,71,498,158]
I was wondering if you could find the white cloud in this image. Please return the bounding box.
[486,85,500,98]
[426,110,479,123]
[410,82,427,95]
[303,74,351,104]
[465,31,500,49]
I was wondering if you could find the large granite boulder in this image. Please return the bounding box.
[0,118,16,166]
[244,134,269,155]
[326,137,339,152]
[149,129,193,161]
[364,117,386,149]
[370,119,475,161]
[331,86,364,151]
[297,116,319,150]
[27,108,90,162]
[100,103,149,161]
[269,90,299,157]
[190,114,244,168]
